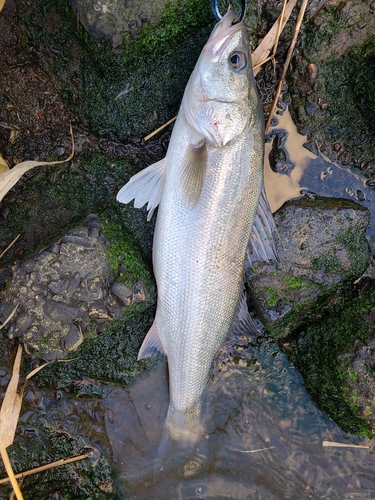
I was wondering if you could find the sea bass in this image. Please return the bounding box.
[117,10,276,442]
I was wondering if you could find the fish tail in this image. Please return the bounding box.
[153,403,208,482]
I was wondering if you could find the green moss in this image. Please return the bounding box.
[282,275,306,290]
[265,286,279,307]
[288,283,375,437]
[312,252,342,272]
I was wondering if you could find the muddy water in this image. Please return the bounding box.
[264,109,375,253]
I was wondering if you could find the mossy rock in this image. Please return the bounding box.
[286,279,375,438]
[288,0,375,177]
[247,196,370,337]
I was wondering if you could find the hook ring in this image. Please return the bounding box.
[211,0,247,24]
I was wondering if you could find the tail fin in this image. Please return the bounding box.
[153,402,209,483]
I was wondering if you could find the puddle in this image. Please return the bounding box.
[101,336,375,499]
[264,109,375,253]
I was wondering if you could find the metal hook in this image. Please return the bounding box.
[211,0,247,24]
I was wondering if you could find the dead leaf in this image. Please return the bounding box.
[0,124,74,203]
[252,0,297,75]
[0,0,6,13]
[0,345,23,449]
[0,345,25,500]
[0,154,9,174]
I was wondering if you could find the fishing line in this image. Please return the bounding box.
[211,0,247,24]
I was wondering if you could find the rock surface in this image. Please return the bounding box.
[68,0,170,43]
[0,215,148,360]
[247,197,370,337]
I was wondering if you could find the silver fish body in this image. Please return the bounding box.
[117,11,268,441]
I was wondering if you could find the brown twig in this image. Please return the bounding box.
[322,441,370,449]
[143,116,177,141]
[265,0,309,134]
[0,234,20,260]
[0,454,88,485]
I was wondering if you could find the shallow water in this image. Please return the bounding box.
[103,333,375,499]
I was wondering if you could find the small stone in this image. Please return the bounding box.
[303,140,319,156]
[48,280,65,295]
[61,235,91,247]
[60,243,71,256]
[88,303,113,321]
[22,260,37,272]
[66,226,89,238]
[111,281,133,306]
[25,299,35,309]
[88,227,100,238]
[307,63,318,82]
[132,281,146,303]
[15,312,34,334]
[66,271,81,294]
[31,283,43,293]
[43,300,79,324]
[50,244,60,254]
[30,271,41,282]
[305,103,320,115]
[63,324,84,352]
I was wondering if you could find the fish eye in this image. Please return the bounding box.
[229,51,247,71]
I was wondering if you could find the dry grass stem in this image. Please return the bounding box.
[0,234,21,260]
[239,446,276,453]
[322,441,370,449]
[0,124,74,203]
[0,454,88,485]
[0,304,19,331]
[144,116,177,141]
[273,0,288,58]
[0,0,6,13]
[265,0,309,134]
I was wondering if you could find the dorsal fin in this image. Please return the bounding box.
[116,158,166,221]
[180,143,207,209]
[247,185,278,266]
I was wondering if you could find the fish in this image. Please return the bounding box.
[117,9,276,449]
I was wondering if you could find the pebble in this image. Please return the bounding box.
[43,300,79,324]
[63,324,84,351]
[111,281,133,306]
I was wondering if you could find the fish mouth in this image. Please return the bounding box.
[204,10,245,57]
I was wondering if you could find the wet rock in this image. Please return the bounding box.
[43,300,79,324]
[1,216,151,360]
[111,281,133,306]
[247,197,370,337]
[68,0,173,43]
[63,324,84,352]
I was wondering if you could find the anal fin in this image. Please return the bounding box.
[138,320,166,360]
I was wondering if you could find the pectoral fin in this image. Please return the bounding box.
[247,186,278,266]
[180,143,207,209]
[138,320,166,360]
[117,158,166,221]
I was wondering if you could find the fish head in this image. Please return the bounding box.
[183,10,258,148]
